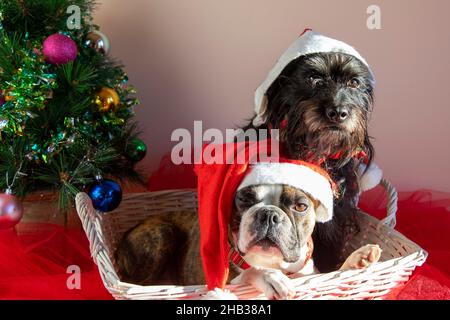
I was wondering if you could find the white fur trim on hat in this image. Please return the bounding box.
[202,288,238,300]
[253,29,374,127]
[238,162,333,222]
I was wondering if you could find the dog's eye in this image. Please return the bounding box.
[310,76,325,88]
[235,190,258,209]
[347,78,360,89]
[293,203,309,213]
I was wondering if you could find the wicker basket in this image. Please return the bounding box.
[75,179,427,300]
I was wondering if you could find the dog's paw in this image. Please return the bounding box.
[341,244,382,270]
[233,267,296,300]
[259,269,296,300]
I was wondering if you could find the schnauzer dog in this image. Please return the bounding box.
[245,50,375,272]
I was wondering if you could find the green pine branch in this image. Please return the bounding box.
[0,0,97,39]
[0,0,146,218]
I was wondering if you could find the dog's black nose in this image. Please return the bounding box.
[326,106,349,123]
[259,210,282,226]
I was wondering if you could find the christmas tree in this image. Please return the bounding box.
[0,0,146,225]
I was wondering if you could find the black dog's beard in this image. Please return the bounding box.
[280,100,368,167]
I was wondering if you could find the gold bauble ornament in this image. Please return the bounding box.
[3,87,14,101]
[95,87,120,112]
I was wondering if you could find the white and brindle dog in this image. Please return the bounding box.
[116,181,381,300]
[229,183,381,299]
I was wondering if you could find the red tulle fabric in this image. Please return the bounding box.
[0,224,112,300]
[0,159,449,299]
[359,187,450,299]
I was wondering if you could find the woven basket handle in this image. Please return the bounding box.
[75,193,108,259]
[377,178,398,229]
[76,193,97,221]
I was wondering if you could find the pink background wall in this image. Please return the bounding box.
[95,0,450,192]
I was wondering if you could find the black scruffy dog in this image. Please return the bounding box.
[244,52,375,272]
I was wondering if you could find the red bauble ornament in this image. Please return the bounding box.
[0,193,24,229]
[42,34,78,65]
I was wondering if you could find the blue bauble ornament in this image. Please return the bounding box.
[88,179,122,212]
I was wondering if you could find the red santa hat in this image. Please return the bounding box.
[195,140,335,291]
[253,29,374,127]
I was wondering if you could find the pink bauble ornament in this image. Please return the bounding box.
[0,193,24,229]
[42,34,78,65]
